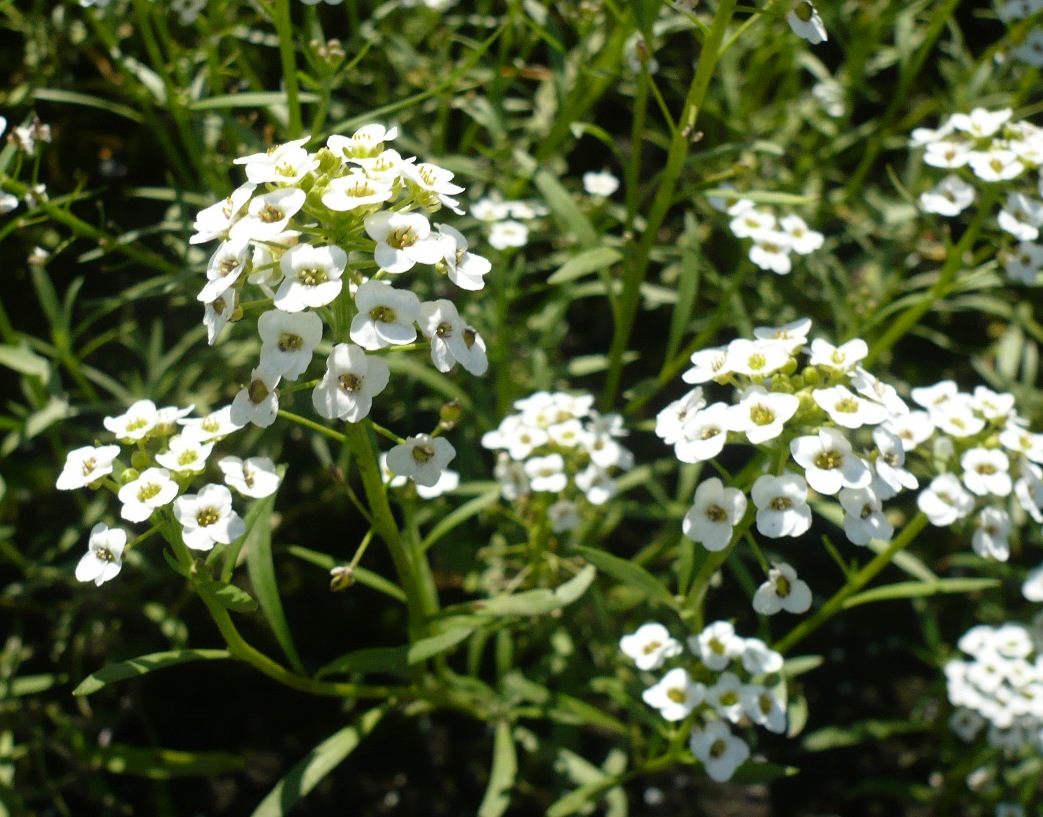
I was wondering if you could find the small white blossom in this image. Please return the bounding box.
[919,174,976,216]
[204,288,236,346]
[689,720,750,783]
[174,484,246,551]
[779,214,824,254]
[1004,242,1043,284]
[104,399,159,441]
[619,623,683,671]
[155,435,213,474]
[997,193,1043,241]
[548,499,581,532]
[753,562,812,615]
[730,387,799,444]
[972,507,1011,561]
[274,243,347,312]
[190,182,256,244]
[178,405,241,441]
[230,365,281,429]
[790,427,872,495]
[434,224,491,291]
[642,668,704,721]
[524,453,568,493]
[813,384,890,429]
[749,230,793,274]
[229,188,306,243]
[312,343,390,423]
[690,621,745,672]
[418,299,488,375]
[960,448,1013,497]
[365,210,446,273]
[839,485,893,545]
[219,456,281,498]
[682,346,731,384]
[751,473,812,538]
[807,338,868,372]
[742,684,787,733]
[487,219,529,250]
[350,281,422,350]
[385,434,456,488]
[75,523,127,586]
[582,170,620,197]
[117,467,179,522]
[258,310,323,380]
[234,136,317,185]
[322,171,394,212]
[706,671,746,723]
[57,445,121,490]
[786,1,827,44]
[683,478,748,551]
[918,473,975,526]
[674,403,734,463]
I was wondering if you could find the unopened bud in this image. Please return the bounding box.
[329,565,355,592]
[440,401,462,430]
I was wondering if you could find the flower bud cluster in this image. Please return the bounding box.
[619,621,790,783]
[57,399,280,585]
[190,124,491,431]
[910,107,1043,283]
[481,391,633,532]
[946,617,1043,755]
[716,199,824,275]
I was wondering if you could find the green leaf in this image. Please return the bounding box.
[477,722,516,817]
[407,626,474,664]
[251,707,387,817]
[196,577,259,613]
[729,760,800,784]
[73,649,231,696]
[316,647,409,679]
[573,546,676,608]
[803,719,928,752]
[0,673,63,698]
[534,170,598,249]
[471,566,596,617]
[33,88,145,123]
[547,247,623,285]
[0,344,49,379]
[188,91,321,111]
[243,475,305,673]
[842,577,1000,609]
[78,743,244,779]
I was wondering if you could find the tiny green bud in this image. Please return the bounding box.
[329,565,355,592]
[131,450,151,470]
[440,401,462,430]
[802,366,822,386]
[119,468,140,485]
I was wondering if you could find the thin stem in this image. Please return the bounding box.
[271,0,304,138]
[602,0,738,410]
[775,512,929,654]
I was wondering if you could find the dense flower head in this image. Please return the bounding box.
[482,391,634,530]
[621,620,789,782]
[721,198,824,274]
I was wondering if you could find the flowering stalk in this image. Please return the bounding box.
[603,0,739,409]
[774,511,929,653]
[270,0,304,139]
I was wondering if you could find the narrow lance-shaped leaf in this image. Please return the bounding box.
[73,649,232,696]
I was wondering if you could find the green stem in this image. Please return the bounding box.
[775,512,929,654]
[341,423,440,644]
[602,0,738,410]
[272,0,304,138]
[865,187,999,367]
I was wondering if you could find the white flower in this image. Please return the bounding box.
[872,427,919,494]
[968,148,1025,182]
[690,621,744,672]
[689,720,750,783]
[117,467,179,522]
[619,622,683,671]
[258,309,323,380]
[417,299,488,375]
[416,469,460,500]
[997,193,1043,241]
[230,365,281,429]
[779,214,824,254]
[525,453,568,493]
[753,317,812,349]
[1014,30,1043,66]
[729,387,799,444]
[1015,460,1043,522]
[972,507,1011,561]
[350,281,421,350]
[706,671,746,723]
[740,638,784,674]
[951,108,1012,139]
[154,435,213,474]
[57,445,121,490]
[807,337,868,371]
[753,562,812,615]
[312,343,390,423]
[813,385,890,429]
[751,473,812,538]
[234,136,317,185]
[742,684,787,733]
[919,174,976,216]
[1021,563,1043,602]
[178,405,241,441]
[911,379,958,410]
[228,188,306,243]
[548,499,581,532]
[674,403,733,463]
[174,484,247,551]
[789,427,872,495]
[851,368,910,417]
[434,224,491,291]
[729,207,776,238]
[274,243,347,312]
[481,416,548,460]
[725,338,792,377]
[349,148,408,183]
[385,434,456,488]
[961,448,1013,497]
[787,1,827,44]
[75,523,127,586]
[839,485,893,545]
[682,478,747,551]
[882,410,935,451]
[1004,242,1043,285]
[924,140,973,169]
[219,456,281,498]
[682,346,731,384]
[322,171,394,212]
[582,170,620,197]
[198,237,250,304]
[365,211,445,273]
[488,220,529,250]
[326,124,398,160]
[971,386,1015,422]
[642,668,704,721]
[104,399,159,441]
[401,162,465,213]
[917,473,975,526]
[204,288,235,346]
[749,230,793,274]
[574,464,617,506]
[190,182,255,244]
[999,427,1043,463]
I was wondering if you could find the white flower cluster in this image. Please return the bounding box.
[481,391,633,532]
[911,107,1043,283]
[657,319,914,563]
[719,199,824,275]
[57,399,281,585]
[190,125,490,432]
[471,194,548,251]
[620,621,790,783]
[946,618,1043,755]
[997,0,1043,66]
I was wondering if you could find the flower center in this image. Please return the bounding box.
[137,482,162,502]
[463,328,478,349]
[666,687,687,704]
[248,378,270,404]
[777,575,792,596]
[297,266,328,287]
[709,738,727,759]
[770,496,793,511]
[412,443,436,464]
[126,417,149,432]
[370,305,397,324]
[95,546,117,563]
[388,225,420,249]
[747,353,767,371]
[259,203,285,224]
[436,321,454,338]
[643,640,662,655]
[196,506,220,527]
[794,1,813,22]
[814,448,844,469]
[705,503,728,523]
[81,456,97,476]
[750,404,776,426]
[243,463,256,488]
[278,332,304,352]
[339,373,363,393]
[178,450,198,466]
[976,463,997,475]
[834,397,860,414]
